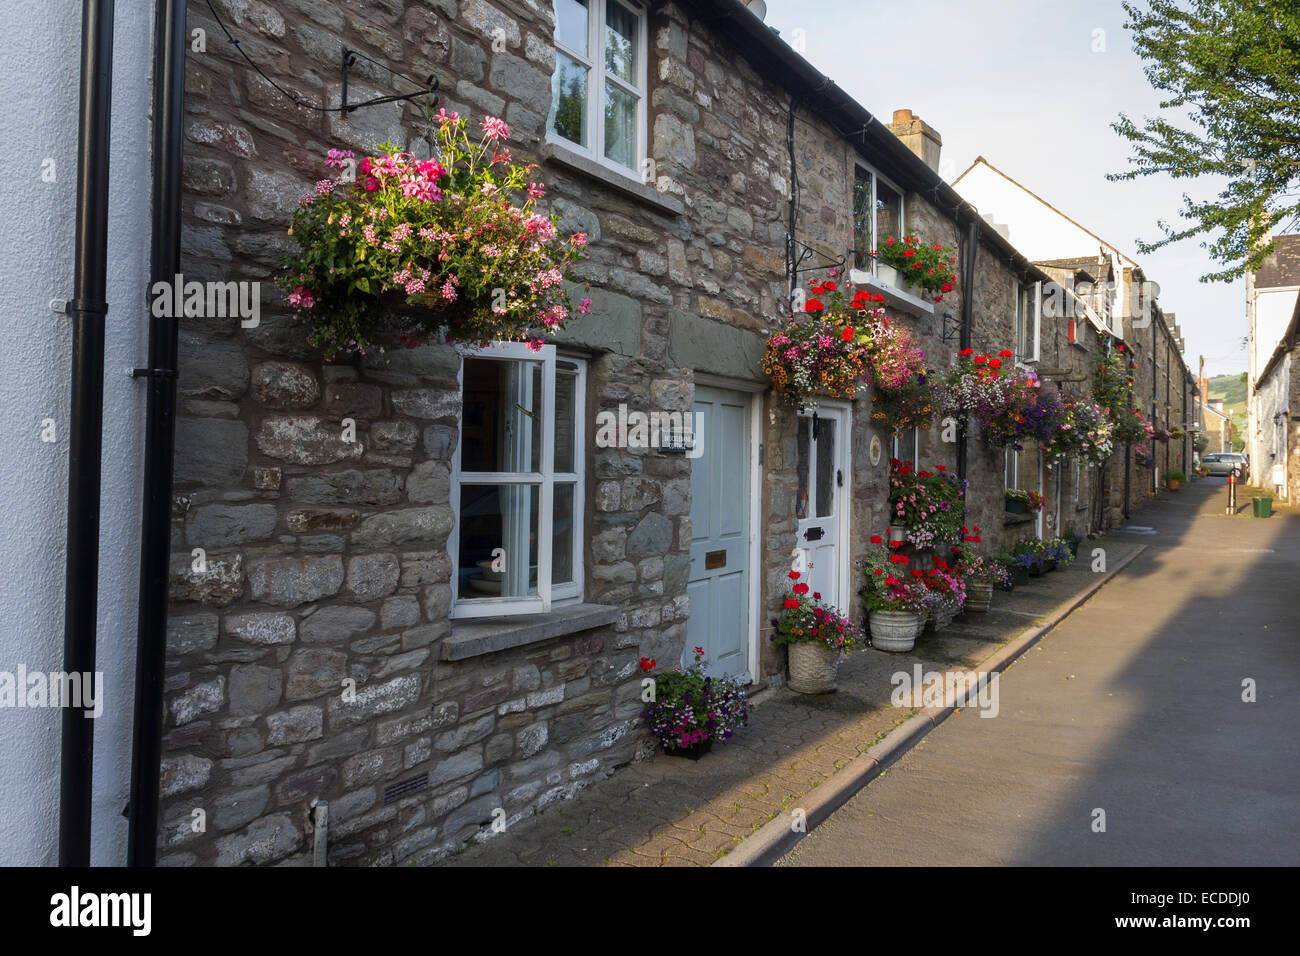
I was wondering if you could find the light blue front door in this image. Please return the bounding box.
[686,387,751,679]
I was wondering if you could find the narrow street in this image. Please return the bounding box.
[779,479,1300,866]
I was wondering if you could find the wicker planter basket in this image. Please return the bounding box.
[870,610,921,652]
[786,641,840,694]
[965,581,993,612]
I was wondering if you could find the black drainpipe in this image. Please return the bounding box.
[128,0,187,868]
[1152,309,1159,495]
[60,0,115,868]
[955,216,977,487]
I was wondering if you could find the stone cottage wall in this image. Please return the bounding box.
[159,0,1154,868]
[162,0,859,865]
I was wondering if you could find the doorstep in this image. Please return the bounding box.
[433,540,1145,867]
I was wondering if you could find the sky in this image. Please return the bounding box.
[764,0,1249,377]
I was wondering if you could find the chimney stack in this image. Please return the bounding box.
[888,108,942,174]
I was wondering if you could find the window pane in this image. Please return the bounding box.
[555,0,589,56]
[461,357,544,474]
[553,483,576,585]
[605,0,637,84]
[457,484,540,599]
[876,179,903,244]
[550,52,588,147]
[555,368,577,473]
[796,416,810,519]
[853,170,873,269]
[815,417,837,519]
[604,82,637,169]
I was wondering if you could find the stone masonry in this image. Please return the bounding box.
[161,0,1185,866]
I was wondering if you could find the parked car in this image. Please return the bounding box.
[1201,452,1249,480]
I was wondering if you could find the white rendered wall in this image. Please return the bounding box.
[0,2,153,865]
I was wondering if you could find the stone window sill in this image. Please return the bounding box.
[1003,512,1036,526]
[441,603,621,661]
[540,141,684,217]
[848,269,936,318]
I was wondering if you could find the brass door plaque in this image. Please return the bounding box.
[704,549,726,569]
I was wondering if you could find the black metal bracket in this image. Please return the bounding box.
[131,368,176,379]
[941,308,961,343]
[787,237,846,277]
[341,47,439,114]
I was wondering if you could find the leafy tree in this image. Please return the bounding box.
[1108,0,1300,282]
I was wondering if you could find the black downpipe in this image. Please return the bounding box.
[955,218,977,486]
[60,0,115,868]
[128,0,187,868]
[1152,312,1159,495]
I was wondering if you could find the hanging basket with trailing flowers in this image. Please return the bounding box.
[868,321,934,433]
[1042,394,1114,465]
[984,382,1065,452]
[940,348,1040,446]
[1093,349,1150,444]
[278,111,590,358]
[870,235,959,303]
[763,277,886,405]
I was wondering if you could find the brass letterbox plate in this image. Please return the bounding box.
[704,549,726,569]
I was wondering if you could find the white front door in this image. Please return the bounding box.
[795,406,849,609]
[687,387,751,679]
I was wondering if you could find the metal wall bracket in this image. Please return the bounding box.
[341,47,439,114]
[941,308,961,343]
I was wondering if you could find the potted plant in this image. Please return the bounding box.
[957,553,1009,611]
[1013,539,1049,576]
[860,535,926,651]
[279,113,588,357]
[774,570,861,694]
[920,558,965,630]
[1005,488,1045,514]
[888,459,964,550]
[1165,467,1185,491]
[869,235,959,303]
[996,551,1028,587]
[641,648,752,759]
[1044,536,1074,569]
[1062,530,1082,559]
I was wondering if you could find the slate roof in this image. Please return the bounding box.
[1254,234,1300,289]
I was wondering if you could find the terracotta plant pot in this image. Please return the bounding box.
[870,610,921,652]
[786,641,840,694]
[965,581,993,612]
[1167,479,1182,491]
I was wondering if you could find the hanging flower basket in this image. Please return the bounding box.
[278,111,589,358]
[764,277,884,405]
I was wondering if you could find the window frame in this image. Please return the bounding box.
[547,0,649,179]
[449,343,587,619]
[852,162,906,274]
[1004,445,1018,492]
[890,427,919,466]
[1015,279,1042,367]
